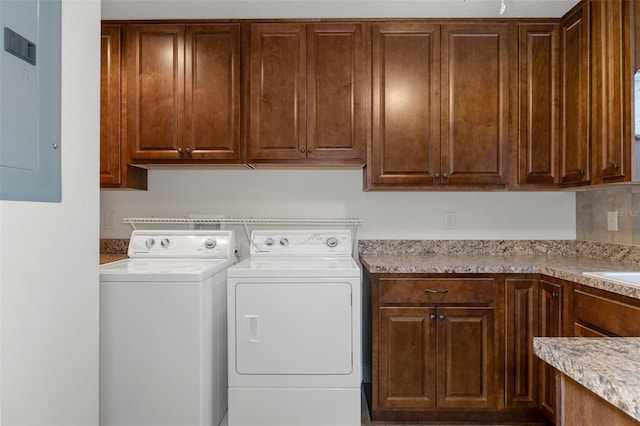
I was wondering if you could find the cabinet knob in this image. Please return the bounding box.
[579,169,585,175]
[185,147,191,154]
[307,147,313,153]
[300,148,306,153]
[552,292,559,299]
[439,314,445,321]
[612,163,620,170]
[435,172,440,179]
[430,314,436,320]
[443,173,448,179]
[177,148,183,155]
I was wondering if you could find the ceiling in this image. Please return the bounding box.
[101,0,582,20]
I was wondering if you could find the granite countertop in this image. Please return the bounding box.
[360,253,640,300]
[534,337,640,422]
[100,253,127,265]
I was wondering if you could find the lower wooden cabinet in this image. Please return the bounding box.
[370,275,501,421]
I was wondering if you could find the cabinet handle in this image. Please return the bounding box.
[439,314,445,321]
[430,314,436,320]
[300,148,306,153]
[579,169,585,175]
[307,147,313,153]
[612,163,620,170]
[552,292,559,299]
[435,172,440,179]
[443,173,448,179]
[177,148,183,155]
[185,148,191,154]
[425,289,449,294]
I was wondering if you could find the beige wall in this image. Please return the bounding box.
[576,186,640,245]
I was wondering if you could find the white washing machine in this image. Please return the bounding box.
[99,230,236,426]
[227,229,362,426]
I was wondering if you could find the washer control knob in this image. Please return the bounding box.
[279,238,289,247]
[265,238,275,246]
[160,238,170,248]
[145,238,156,249]
[326,237,339,248]
[204,238,217,249]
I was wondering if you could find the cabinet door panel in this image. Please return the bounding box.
[437,307,495,409]
[127,24,185,160]
[101,25,122,185]
[307,23,365,160]
[441,24,509,186]
[518,24,560,186]
[378,307,436,410]
[249,24,306,160]
[185,24,241,160]
[506,279,539,408]
[368,23,440,187]
[560,4,590,185]
[539,279,563,422]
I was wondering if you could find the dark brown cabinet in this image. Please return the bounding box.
[560,2,591,186]
[366,23,509,189]
[516,24,561,187]
[126,23,241,162]
[505,278,539,408]
[590,0,633,184]
[573,284,640,337]
[100,24,146,189]
[538,278,565,423]
[370,276,499,421]
[247,22,367,165]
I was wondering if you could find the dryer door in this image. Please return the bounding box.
[234,281,353,375]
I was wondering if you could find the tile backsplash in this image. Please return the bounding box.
[576,185,640,245]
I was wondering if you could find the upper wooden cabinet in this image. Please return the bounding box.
[590,0,633,184]
[100,24,147,189]
[247,22,367,166]
[366,23,510,189]
[126,23,241,162]
[560,3,591,186]
[516,23,561,187]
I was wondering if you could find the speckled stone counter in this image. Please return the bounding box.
[359,239,640,300]
[534,337,640,422]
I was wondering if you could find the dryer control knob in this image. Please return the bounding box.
[326,237,339,248]
[160,238,171,248]
[279,238,289,247]
[204,238,217,249]
[145,238,156,249]
[265,238,275,246]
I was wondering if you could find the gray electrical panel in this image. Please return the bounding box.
[0,0,61,202]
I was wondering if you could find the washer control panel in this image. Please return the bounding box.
[250,229,352,257]
[128,230,235,259]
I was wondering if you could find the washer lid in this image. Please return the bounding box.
[227,257,360,278]
[99,258,234,282]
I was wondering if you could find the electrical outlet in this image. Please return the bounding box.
[444,212,456,230]
[104,211,117,230]
[607,211,618,232]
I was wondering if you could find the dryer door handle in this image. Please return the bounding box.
[246,315,259,342]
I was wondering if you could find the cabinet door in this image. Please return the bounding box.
[517,24,561,187]
[506,278,539,408]
[539,279,563,422]
[437,307,495,409]
[590,0,633,184]
[184,24,241,160]
[306,23,366,162]
[100,25,122,185]
[377,307,437,410]
[367,22,440,188]
[248,23,306,160]
[441,24,509,187]
[560,3,590,186]
[126,24,185,160]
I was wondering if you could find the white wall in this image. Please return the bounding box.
[101,169,576,241]
[0,1,100,424]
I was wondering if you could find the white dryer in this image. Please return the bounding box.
[99,230,236,426]
[227,229,361,426]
